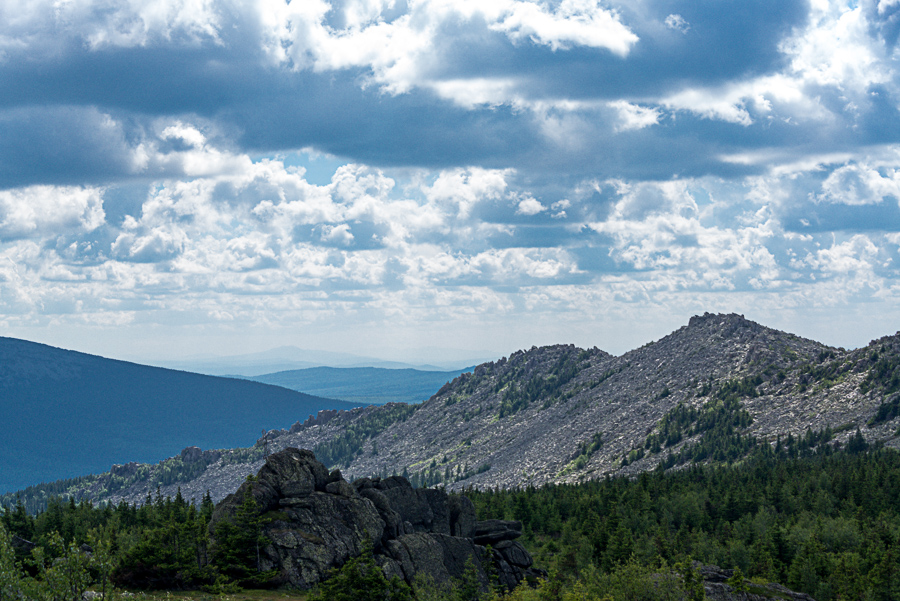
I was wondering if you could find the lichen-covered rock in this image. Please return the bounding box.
[382,533,489,588]
[260,491,384,588]
[376,477,436,532]
[418,488,450,534]
[358,487,405,545]
[698,565,817,601]
[258,448,329,497]
[325,480,358,498]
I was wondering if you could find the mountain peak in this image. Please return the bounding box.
[687,311,750,328]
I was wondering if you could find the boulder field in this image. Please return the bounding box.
[208,447,544,590]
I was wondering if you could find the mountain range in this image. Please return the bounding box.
[5,313,900,511]
[245,366,473,404]
[145,346,491,376]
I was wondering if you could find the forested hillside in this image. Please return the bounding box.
[469,444,900,601]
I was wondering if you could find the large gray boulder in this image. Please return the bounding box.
[356,486,407,545]
[374,477,450,534]
[262,491,384,588]
[382,533,490,587]
[473,519,523,545]
[209,447,540,591]
[698,565,817,601]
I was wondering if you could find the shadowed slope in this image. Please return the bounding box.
[0,337,359,493]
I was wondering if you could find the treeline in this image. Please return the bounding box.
[0,486,274,597]
[468,446,900,601]
[1,447,256,515]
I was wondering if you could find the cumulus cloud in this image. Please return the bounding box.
[817,162,900,205]
[3,0,900,355]
[424,167,511,219]
[515,196,546,216]
[608,100,661,132]
[492,0,638,54]
[0,186,105,240]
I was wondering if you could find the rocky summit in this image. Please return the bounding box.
[209,447,543,591]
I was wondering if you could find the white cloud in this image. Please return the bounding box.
[657,2,892,130]
[493,0,638,54]
[429,78,523,108]
[608,100,661,132]
[256,0,637,98]
[0,0,223,51]
[661,75,810,126]
[424,167,512,219]
[319,223,355,246]
[781,1,891,91]
[664,14,689,33]
[515,196,546,215]
[0,186,105,240]
[817,162,900,205]
[801,234,882,278]
[587,179,783,288]
[135,120,253,177]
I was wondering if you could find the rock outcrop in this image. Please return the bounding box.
[209,447,543,591]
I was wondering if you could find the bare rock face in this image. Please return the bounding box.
[448,495,476,538]
[209,447,383,589]
[208,447,542,591]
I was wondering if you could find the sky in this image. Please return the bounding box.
[1,0,900,363]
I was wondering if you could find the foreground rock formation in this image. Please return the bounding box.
[208,447,543,590]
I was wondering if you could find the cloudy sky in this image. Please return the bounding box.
[1,0,899,363]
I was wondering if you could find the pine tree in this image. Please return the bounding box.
[212,487,276,587]
[309,542,413,601]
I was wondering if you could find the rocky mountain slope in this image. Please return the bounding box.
[9,313,900,509]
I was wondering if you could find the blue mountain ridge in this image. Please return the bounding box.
[244,365,474,404]
[0,337,360,494]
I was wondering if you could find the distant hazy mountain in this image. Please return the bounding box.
[246,366,474,404]
[146,346,489,377]
[0,337,359,494]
